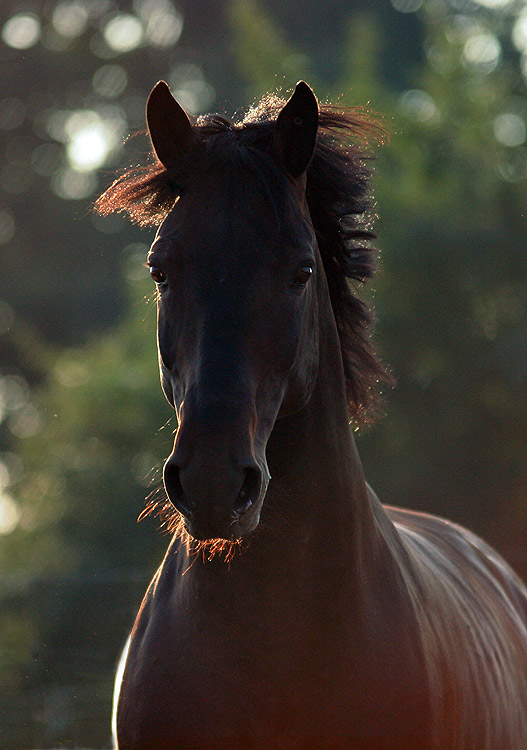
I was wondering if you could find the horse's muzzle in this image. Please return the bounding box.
[163,457,265,540]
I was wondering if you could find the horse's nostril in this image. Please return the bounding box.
[163,460,193,519]
[233,467,261,517]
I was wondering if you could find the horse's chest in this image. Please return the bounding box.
[116,602,431,750]
[119,621,333,744]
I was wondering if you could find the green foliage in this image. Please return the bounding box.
[1,267,172,747]
[229,0,320,99]
[5,270,170,561]
[364,11,527,541]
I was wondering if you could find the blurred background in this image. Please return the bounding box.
[1,0,526,746]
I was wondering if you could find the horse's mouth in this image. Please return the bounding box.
[184,496,263,542]
[229,505,262,539]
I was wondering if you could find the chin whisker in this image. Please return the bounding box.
[139,482,245,564]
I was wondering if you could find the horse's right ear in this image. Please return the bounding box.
[146,81,196,168]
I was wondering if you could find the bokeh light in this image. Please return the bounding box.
[0,460,10,491]
[2,13,41,50]
[0,492,20,535]
[493,113,526,147]
[8,404,43,439]
[51,168,97,200]
[92,64,128,98]
[103,13,144,53]
[130,451,159,487]
[54,353,91,388]
[67,126,110,171]
[0,374,30,413]
[138,0,184,48]
[512,9,527,55]
[44,108,126,176]
[52,1,89,38]
[496,148,527,181]
[65,111,117,171]
[476,0,512,6]
[399,89,440,124]
[0,452,23,487]
[124,242,151,281]
[44,109,72,143]
[168,63,215,113]
[2,1,527,746]
[0,451,24,535]
[0,209,15,245]
[463,31,501,73]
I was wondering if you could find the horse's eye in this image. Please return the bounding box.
[149,266,166,285]
[291,265,313,289]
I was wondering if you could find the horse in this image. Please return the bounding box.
[96,81,527,750]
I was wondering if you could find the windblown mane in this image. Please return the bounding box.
[95,93,391,421]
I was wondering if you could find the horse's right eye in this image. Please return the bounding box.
[149,266,166,284]
[290,264,313,289]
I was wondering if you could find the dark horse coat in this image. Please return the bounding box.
[96,81,527,749]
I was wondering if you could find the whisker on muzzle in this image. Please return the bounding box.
[139,480,245,563]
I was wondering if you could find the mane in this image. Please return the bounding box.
[95,93,392,422]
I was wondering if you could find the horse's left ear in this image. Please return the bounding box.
[146,81,196,168]
[273,81,319,179]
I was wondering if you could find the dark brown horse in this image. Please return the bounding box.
[97,81,527,750]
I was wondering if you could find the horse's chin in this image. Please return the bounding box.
[185,499,263,543]
[229,508,262,540]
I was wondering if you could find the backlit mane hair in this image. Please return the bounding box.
[95,94,392,422]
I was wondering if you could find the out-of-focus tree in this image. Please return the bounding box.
[1,265,174,747]
[363,2,527,561]
[0,0,217,344]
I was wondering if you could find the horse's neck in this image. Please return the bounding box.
[159,301,414,678]
[263,333,381,590]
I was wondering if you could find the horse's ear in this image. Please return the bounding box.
[146,81,196,168]
[273,81,319,179]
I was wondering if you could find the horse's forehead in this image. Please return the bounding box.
[156,167,306,262]
[158,203,275,252]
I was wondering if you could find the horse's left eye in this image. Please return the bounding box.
[149,266,166,284]
[291,265,313,289]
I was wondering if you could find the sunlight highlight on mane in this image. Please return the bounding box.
[139,487,243,564]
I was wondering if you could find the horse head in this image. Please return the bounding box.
[146,81,321,541]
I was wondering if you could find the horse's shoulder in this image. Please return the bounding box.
[386,504,527,607]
